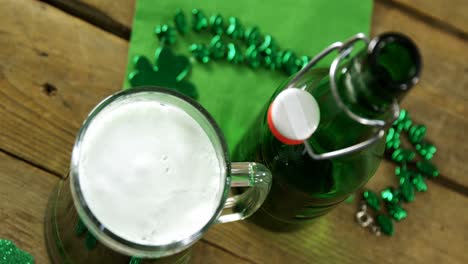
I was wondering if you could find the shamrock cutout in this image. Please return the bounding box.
[128,47,198,99]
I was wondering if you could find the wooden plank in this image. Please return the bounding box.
[203,160,468,264]
[371,2,468,188]
[193,241,252,264]
[0,151,248,263]
[0,0,127,176]
[0,151,58,264]
[389,0,468,36]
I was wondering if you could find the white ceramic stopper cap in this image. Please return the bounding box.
[268,88,320,144]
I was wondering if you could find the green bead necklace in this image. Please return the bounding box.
[358,109,439,236]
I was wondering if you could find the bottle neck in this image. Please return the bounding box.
[339,52,393,116]
[338,33,421,117]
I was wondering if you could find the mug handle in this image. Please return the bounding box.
[216,162,272,223]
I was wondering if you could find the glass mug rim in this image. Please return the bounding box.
[69,86,231,258]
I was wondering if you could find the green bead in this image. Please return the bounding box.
[257,34,276,52]
[226,43,243,63]
[75,217,87,236]
[411,173,428,192]
[386,129,400,149]
[261,52,277,70]
[399,174,415,202]
[209,35,226,59]
[394,122,404,132]
[396,109,408,122]
[402,119,413,131]
[395,166,401,176]
[376,214,394,236]
[391,148,415,163]
[209,14,224,35]
[281,50,300,76]
[85,232,98,250]
[244,26,262,45]
[386,203,407,221]
[299,55,310,69]
[154,24,177,44]
[190,44,210,63]
[295,58,304,71]
[393,109,412,132]
[416,160,439,177]
[262,53,273,68]
[415,141,437,160]
[381,187,400,204]
[192,9,208,32]
[274,50,284,71]
[245,45,261,69]
[256,34,279,70]
[386,138,401,149]
[174,9,188,34]
[270,52,282,70]
[395,166,412,181]
[225,17,244,40]
[363,190,381,211]
[386,127,396,142]
[409,124,427,144]
[281,50,293,65]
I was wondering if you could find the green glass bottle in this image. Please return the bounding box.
[234,33,421,228]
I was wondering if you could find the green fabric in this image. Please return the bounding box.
[124,0,372,154]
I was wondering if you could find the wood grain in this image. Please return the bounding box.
[390,0,468,36]
[0,151,249,264]
[203,160,468,264]
[0,0,126,176]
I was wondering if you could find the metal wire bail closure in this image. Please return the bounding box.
[286,33,400,160]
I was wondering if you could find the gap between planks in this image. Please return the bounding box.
[39,0,130,40]
[0,148,62,179]
[378,0,468,41]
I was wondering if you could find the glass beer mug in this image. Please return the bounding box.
[45,87,272,263]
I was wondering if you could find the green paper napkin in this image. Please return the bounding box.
[124,0,372,154]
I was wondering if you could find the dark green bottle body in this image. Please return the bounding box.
[234,67,387,224]
[234,32,421,226]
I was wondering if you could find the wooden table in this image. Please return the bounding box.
[1,0,467,263]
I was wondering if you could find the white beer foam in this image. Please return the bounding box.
[78,98,222,246]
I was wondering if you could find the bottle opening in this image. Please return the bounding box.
[368,32,422,94]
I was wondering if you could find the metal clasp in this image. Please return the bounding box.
[286,33,400,160]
